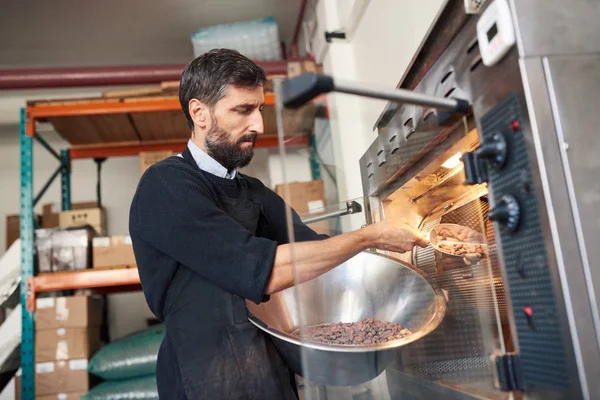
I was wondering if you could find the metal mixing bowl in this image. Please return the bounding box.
[246,251,447,386]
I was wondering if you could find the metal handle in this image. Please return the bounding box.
[281,73,471,115]
[301,201,363,225]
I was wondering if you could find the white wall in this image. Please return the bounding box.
[315,0,445,227]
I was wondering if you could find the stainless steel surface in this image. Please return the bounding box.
[360,12,480,198]
[334,79,467,112]
[526,54,600,397]
[509,0,600,58]
[410,165,465,204]
[272,0,600,398]
[544,55,600,347]
[246,251,447,386]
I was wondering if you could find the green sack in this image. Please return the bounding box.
[88,324,165,380]
[82,375,158,400]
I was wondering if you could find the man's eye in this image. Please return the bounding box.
[238,108,252,115]
[259,106,264,113]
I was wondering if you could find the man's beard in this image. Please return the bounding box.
[204,119,257,172]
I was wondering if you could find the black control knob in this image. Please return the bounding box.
[474,132,507,168]
[488,194,521,232]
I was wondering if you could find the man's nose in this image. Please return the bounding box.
[249,109,264,135]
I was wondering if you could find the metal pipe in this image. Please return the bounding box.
[281,73,471,115]
[334,79,462,111]
[290,0,309,58]
[303,208,350,225]
[0,61,293,90]
[302,200,362,224]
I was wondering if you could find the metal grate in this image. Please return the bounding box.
[403,197,507,382]
[407,356,493,375]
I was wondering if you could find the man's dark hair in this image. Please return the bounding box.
[179,48,267,129]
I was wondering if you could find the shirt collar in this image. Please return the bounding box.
[186,139,237,179]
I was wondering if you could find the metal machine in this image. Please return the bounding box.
[356,0,600,398]
[278,0,600,398]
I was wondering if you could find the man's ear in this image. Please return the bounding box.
[189,99,208,129]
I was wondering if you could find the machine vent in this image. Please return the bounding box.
[441,70,454,84]
[467,38,480,54]
[470,55,484,72]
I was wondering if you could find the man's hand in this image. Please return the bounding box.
[366,220,429,253]
[266,220,429,295]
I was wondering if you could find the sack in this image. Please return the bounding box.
[82,374,158,400]
[88,324,165,380]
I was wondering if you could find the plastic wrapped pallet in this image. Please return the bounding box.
[191,16,282,61]
[88,324,164,380]
[82,375,158,400]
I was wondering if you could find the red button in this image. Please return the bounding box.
[511,120,520,132]
[524,306,533,317]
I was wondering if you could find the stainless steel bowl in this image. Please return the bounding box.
[246,251,447,386]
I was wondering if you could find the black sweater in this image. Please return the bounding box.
[129,155,326,320]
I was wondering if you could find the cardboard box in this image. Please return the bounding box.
[59,208,105,236]
[14,370,20,400]
[93,235,136,268]
[38,393,86,400]
[140,151,175,175]
[5,214,42,250]
[274,180,330,235]
[43,202,97,229]
[35,359,92,396]
[36,327,101,362]
[36,227,95,273]
[43,204,60,229]
[6,214,20,250]
[36,296,102,331]
[15,369,85,400]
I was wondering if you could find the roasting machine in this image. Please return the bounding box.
[255,0,600,398]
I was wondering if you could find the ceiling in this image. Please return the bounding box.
[0,0,302,68]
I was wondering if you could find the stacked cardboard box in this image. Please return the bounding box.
[4,214,41,250]
[42,201,98,229]
[274,180,330,235]
[59,208,105,236]
[92,235,136,268]
[139,151,176,175]
[33,295,102,398]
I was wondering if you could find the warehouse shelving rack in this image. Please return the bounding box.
[18,91,317,399]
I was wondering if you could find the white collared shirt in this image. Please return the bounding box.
[180,139,237,179]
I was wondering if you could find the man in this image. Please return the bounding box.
[129,48,428,400]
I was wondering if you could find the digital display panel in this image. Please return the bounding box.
[487,23,499,42]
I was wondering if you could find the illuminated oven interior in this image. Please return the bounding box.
[380,128,515,398]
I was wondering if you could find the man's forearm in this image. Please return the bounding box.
[265,227,375,295]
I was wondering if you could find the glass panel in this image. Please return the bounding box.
[258,79,516,400]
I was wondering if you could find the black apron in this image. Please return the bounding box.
[156,148,298,400]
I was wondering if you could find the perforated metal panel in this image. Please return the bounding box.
[480,94,570,390]
[404,198,507,385]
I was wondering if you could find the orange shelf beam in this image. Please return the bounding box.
[25,93,277,137]
[70,141,187,159]
[26,267,140,311]
[69,134,309,159]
